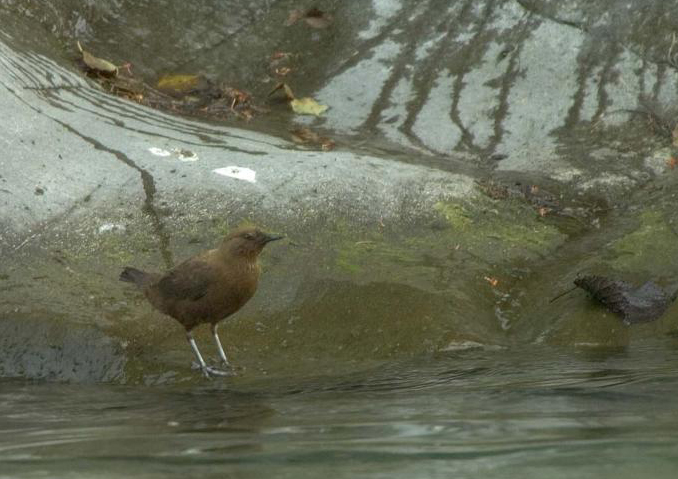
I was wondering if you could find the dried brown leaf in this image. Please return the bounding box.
[290,127,335,150]
[222,87,251,106]
[291,127,320,143]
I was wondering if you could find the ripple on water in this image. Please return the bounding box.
[1,342,678,478]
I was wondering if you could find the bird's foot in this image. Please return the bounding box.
[191,362,234,378]
[204,365,232,377]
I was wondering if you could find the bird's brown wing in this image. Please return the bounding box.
[156,259,220,302]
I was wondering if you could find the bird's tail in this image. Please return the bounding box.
[119,267,151,287]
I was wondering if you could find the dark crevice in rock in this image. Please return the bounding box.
[592,42,623,124]
[565,40,598,129]
[513,0,584,31]
[449,0,499,156]
[47,88,268,155]
[323,5,412,81]
[54,122,175,270]
[13,46,274,150]
[513,0,676,80]
[359,12,426,134]
[398,0,476,154]
[486,16,534,154]
[3,78,174,268]
[69,85,280,150]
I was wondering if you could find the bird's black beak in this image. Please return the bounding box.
[263,233,284,244]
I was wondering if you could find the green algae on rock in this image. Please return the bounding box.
[610,210,678,275]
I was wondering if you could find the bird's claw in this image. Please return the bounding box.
[204,365,232,377]
[191,362,234,378]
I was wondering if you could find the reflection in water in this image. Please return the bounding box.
[2,342,678,478]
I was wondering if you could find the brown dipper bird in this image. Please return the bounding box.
[120,227,283,377]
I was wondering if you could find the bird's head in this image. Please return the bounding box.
[219,227,284,259]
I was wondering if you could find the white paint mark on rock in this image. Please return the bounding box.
[98,223,126,234]
[148,147,171,157]
[213,166,257,183]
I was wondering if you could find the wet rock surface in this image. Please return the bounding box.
[1,0,678,383]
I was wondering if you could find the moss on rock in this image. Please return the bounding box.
[610,210,678,274]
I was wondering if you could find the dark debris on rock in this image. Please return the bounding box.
[574,275,678,325]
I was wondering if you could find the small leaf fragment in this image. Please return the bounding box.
[290,127,319,143]
[290,97,328,116]
[291,127,335,150]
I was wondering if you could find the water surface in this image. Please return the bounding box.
[2,342,678,478]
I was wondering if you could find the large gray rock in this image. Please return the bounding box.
[1,0,677,383]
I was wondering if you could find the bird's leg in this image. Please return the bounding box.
[187,331,209,377]
[211,323,231,368]
[186,331,229,378]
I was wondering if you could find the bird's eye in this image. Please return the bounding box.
[244,233,254,240]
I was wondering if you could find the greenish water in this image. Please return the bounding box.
[3,342,678,478]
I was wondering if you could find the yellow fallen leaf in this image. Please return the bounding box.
[77,41,117,74]
[156,74,201,92]
[290,97,328,116]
